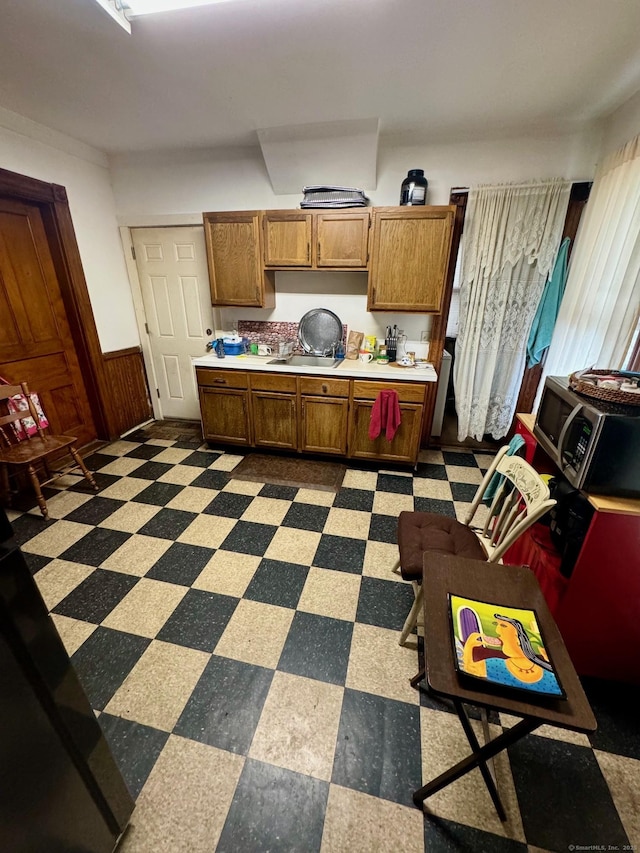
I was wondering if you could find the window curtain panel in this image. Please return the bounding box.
[539,135,640,397]
[454,180,570,441]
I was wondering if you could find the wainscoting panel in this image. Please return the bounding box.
[102,347,153,438]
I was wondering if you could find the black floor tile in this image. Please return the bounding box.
[278,611,353,685]
[64,496,126,526]
[175,656,273,755]
[22,551,52,576]
[8,513,54,546]
[180,449,222,468]
[53,569,139,624]
[220,521,277,556]
[313,534,366,573]
[216,759,328,853]
[508,734,629,851]
[156,589,238,652]
[281,502,330,533]
[443,450,478,467]
[583,676,640,760]
[415,462,448,480]
[333,487,374,512]
[172,439,205,450]
[69,472,120,493]
[355,576,415,631]
[190,469,230,490]
[203,492,253,519]
[132,482,184,506]
[82,452,117,471]
[59,528,131,567]
[376,473,414,495]
[423,816,528,853]
[130,460,174,481]
[259,484,298,501]
[137,508,197,540]
[450,482,479,502]
[414,497,457,517]
[145,542,215,586]
[71,626,150,709]
[367,513,398,544]
[244,559,309,609]
[123,444,165,460]
[99,713,169,799]
[332,688,422,807]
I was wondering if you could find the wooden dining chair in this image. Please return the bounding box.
[392,445,556,645]
[0,381,97,520]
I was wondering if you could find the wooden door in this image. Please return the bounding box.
[133,227,214,420]
[199,387,251,445]
[263,213,312,267]
[368,207,455,312]
[300,396,348,455]
[316,212,370,268]
[348,400,423,463]
[203,211,272,307]
[252,392,297,450]
[0,197,96,447]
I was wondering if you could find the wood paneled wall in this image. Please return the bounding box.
[102,347,153,438]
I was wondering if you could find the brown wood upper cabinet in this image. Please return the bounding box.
[368,206,455,313]
[263,209,370,270]
[203,211,275,307]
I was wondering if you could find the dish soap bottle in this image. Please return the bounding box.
[400,169,428,205]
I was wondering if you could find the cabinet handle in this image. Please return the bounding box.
[317,241,321,261]
[322,384,328,394]
[214,378,227,384]
[307,242,310,262]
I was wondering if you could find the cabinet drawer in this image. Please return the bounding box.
[351,380,426,404]
[299,377,350,398]
[196,368,248,389]
[249,372,297,393]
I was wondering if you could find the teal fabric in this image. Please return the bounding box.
[483,434,526,506]
[527,237,570,368]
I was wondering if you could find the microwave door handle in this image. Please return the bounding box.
[557,404,582,470]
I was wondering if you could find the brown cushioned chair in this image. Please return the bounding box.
[392,445,555,645]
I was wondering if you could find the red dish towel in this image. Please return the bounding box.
[369,389,402,441]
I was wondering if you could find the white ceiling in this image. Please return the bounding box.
[1,0,640,155]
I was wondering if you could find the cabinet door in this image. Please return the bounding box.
[316,212,370,268]
[199,387,251,445]
[203,211,272,306]
[300,396,349,455]
[263,212,312,267]
[368,207,455,312]
[348,400,423,464]
[252,392,298,450]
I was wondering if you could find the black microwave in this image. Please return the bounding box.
[534,376,640,497]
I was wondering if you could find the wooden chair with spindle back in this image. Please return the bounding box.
[0,381,97,520]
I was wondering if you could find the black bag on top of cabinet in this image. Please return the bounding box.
[548,477,595,578]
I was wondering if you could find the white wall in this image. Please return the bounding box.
[0,109,139,352]
[111,126,601,350]
[599,89,640,158]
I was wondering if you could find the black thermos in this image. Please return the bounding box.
[400,169,428,205]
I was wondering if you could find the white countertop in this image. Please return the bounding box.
[192,353,438,382]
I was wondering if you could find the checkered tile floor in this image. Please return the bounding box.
[6,434,639,852]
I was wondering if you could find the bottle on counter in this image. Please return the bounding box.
[400,169,428,206]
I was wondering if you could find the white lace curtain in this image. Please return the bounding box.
[539,134,640,395]
[454,180,571,441]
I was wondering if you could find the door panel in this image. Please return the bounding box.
[199,388,250,445]
[0,198,96,447]
[252,392,297,449]
[348,400,423,463]
[301,396,349,455]
[133,226,215,420]
[316,213,369,267]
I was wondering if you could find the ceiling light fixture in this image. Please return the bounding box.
[92,0,131,32]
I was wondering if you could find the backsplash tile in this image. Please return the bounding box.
[238,321,347,353]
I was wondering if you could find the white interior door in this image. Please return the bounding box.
[132,226,215,419]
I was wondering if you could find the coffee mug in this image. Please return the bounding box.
[258,344,273,356]
[358,351,373,364]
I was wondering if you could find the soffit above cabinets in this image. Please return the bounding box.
[257,119,379,196]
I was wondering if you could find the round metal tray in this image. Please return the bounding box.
[298,308,343,356]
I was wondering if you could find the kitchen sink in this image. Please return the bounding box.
[267,355,344,368]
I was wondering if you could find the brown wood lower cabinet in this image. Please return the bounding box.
[348,400,424,464]
[300,396,349,455]
[252,391,297,450]
[197,368,429,462]
[199,386,251,445]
